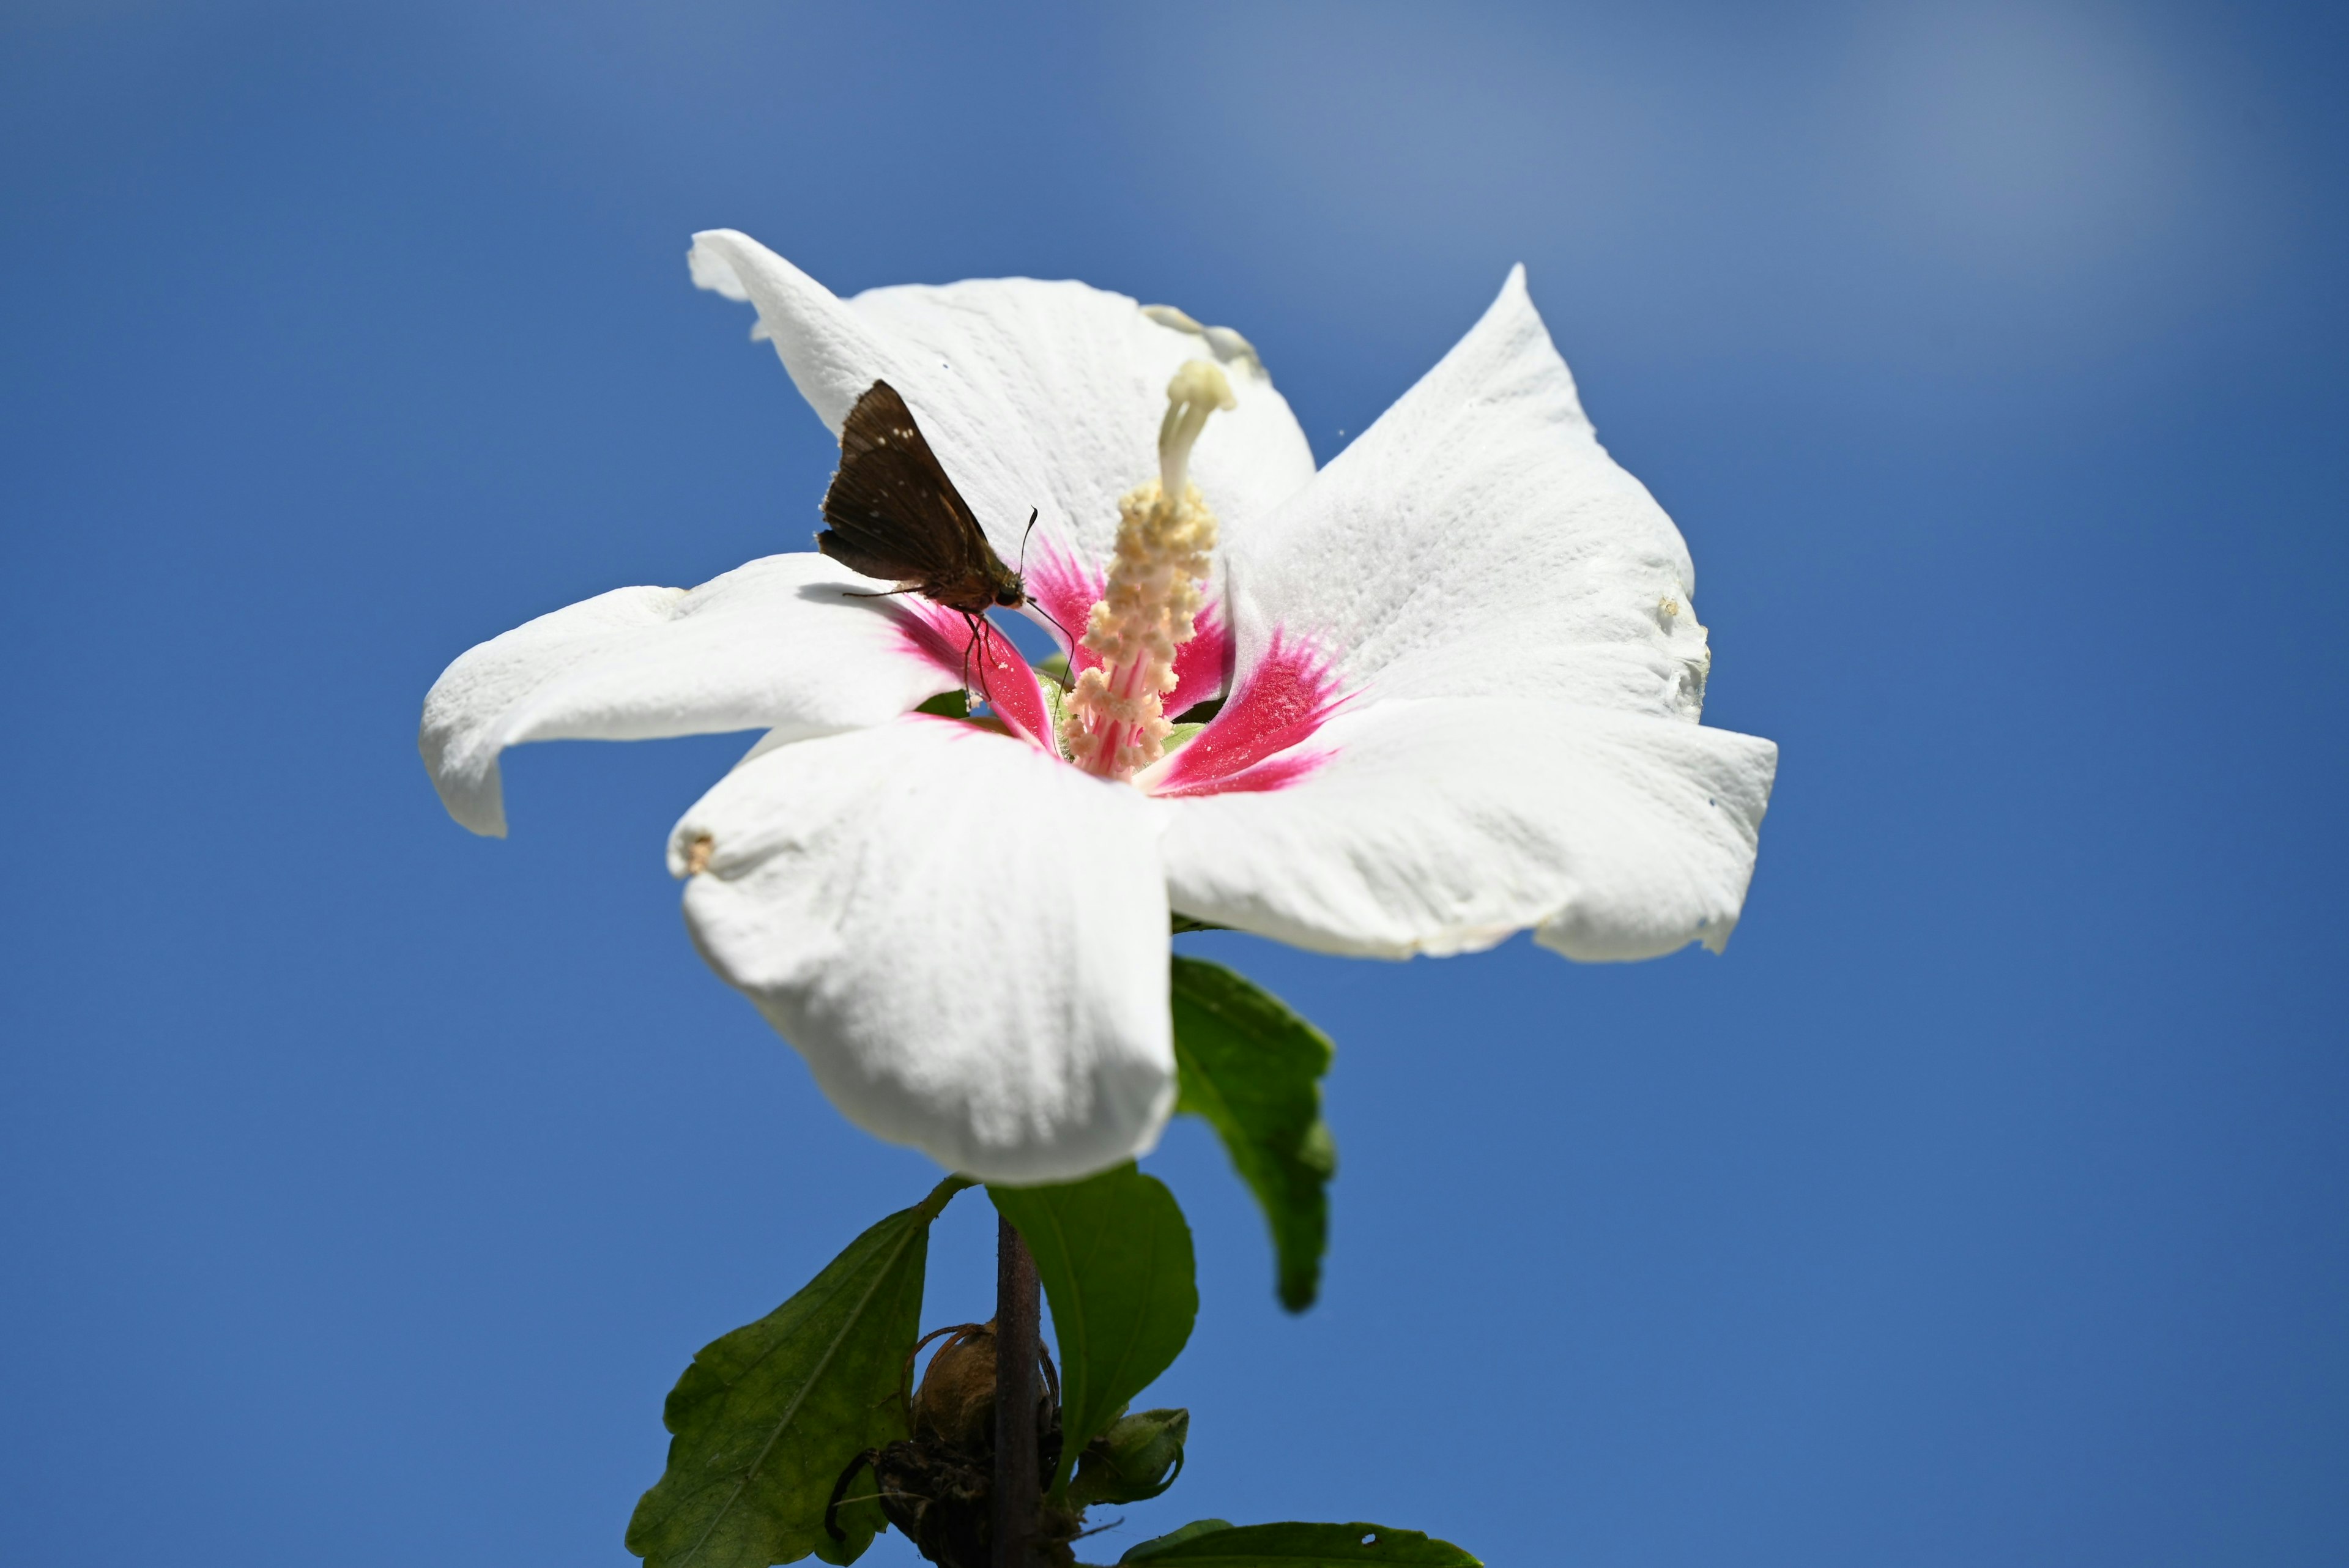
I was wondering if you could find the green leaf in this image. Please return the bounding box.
[987,1166,1197,1496]
[1121,1522,1480,1568]
[1169,957,1338,1312]
[1120,1520,1234,1560]
[915,690,970,718]
[626,1177,971,1568]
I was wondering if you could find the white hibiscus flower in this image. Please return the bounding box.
[420,230,1777,1185]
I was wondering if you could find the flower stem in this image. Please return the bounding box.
[993,1214,1041,1568]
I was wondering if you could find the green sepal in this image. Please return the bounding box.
[1162,721,1209,755]
[1069,1406,1189,1506]
[625,1177,971,1568]
[916,689,970,719]
[1120,1522,1480,1567]
[1037,667,1071,738]
[987,1165,1197,1497]
[1169,957,1338,1312]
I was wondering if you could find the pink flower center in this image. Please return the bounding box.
[894,359,1345,798]
[1135,630,1348,797]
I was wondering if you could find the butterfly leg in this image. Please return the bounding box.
[1024,596,1079,686]
[959,611,992,711]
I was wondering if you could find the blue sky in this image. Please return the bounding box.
[2,2,2343,1564]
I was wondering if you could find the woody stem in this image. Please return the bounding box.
[993,1215,1041,1568]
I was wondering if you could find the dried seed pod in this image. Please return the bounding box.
[828,1321,1076,1568]
[912,1323,1000,1454]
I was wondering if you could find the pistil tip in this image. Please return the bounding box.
[1158,360,1236,501]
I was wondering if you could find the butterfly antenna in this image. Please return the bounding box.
[1014,507,1039,577]
[1003,507,1078,686]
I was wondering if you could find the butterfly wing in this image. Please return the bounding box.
[818,382,1009,611]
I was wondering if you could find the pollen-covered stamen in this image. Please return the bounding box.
[1059,360,1236,779]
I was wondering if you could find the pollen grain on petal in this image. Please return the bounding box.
[682,833,715,876]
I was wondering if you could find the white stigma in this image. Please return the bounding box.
[1059,360,1235,780]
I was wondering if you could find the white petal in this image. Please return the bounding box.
[688,231,1315,586]
[673,717,1175,1183]
[420,553,960,837]
[1223,266,1713,723]
[687,231,897,430]
[1157,699,1777,962]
